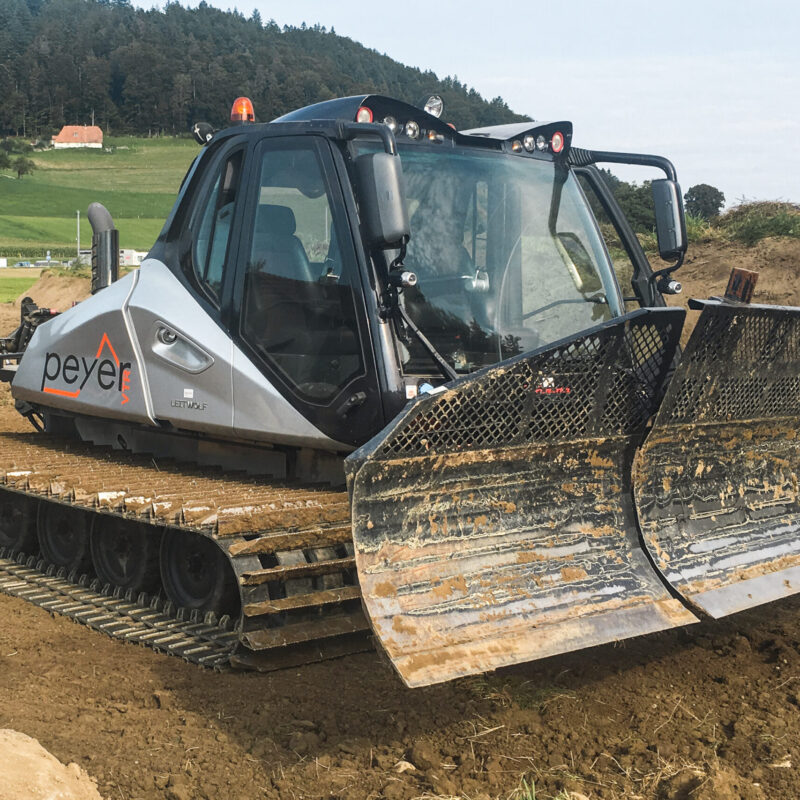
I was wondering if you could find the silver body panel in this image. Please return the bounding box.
[12,259,344,451]
[13,272,152,425]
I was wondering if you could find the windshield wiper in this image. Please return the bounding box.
[522,293,608,321]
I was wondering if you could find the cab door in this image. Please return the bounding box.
[127,138,248,436]
[231,135,382,449]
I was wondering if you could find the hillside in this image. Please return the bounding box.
[0,0,526,138]
[0,136,197,257]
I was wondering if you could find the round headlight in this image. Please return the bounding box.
[383,115,399,133]
[535,134,547,151]
[356,106,373,123]
[551,131,565,153]
[405,120,420,139]
[424,95,444,118]
[523,134,535,152]
[511,140,523,153]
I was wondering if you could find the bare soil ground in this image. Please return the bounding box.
[1,239,799,800]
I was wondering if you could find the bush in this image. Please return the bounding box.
[715,201,800,245]
[636,230,659,253]
[685,213,722,244]
[1,137,33,154]
[0,247,76,260]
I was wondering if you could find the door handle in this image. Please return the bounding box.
[151,323,214,374]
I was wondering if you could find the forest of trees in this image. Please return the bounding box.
[0,0,527,138]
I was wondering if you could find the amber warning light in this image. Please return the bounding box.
[231,97,255,123]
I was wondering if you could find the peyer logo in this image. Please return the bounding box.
[41,332,132,406]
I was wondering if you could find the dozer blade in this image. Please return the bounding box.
[634,299,800,619]
[346,308,697,687]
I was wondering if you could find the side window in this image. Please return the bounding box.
[192,150,243,302]
[241,141,364,402]
[577,172,639,310]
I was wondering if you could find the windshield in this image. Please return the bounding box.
[394,144,622,374]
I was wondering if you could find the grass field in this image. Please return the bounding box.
[0,272,40,302]
[0,136,198,257]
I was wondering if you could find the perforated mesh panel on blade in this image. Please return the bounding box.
[378,314,680,458]
[635,300,800,619]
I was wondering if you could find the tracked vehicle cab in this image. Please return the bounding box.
[109,94,682,456]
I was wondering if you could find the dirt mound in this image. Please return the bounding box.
[661,236,800,344]
[676,236,800,306]
[15,270,91,311]
[0,271,91,338]
[0,729,103,800]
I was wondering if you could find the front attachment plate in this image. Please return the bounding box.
[635,300,800,618]
[347,309,696,687]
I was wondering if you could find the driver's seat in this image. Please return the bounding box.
[250,204,314,284]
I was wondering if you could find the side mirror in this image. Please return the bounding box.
[652,179,687,261]
[355,153,410,249]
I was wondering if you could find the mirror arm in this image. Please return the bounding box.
[569,147,677,181]
[569,149,685,295]
[389,240,408,271]
[650,253,685,294]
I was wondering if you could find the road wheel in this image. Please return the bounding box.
[91,517,161,593]
[37,502,92,572]
[160,529,238,615]
[0,494,39,554]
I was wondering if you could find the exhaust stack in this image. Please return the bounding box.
[88,202,119,294]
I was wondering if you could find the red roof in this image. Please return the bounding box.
[52,125,103,144]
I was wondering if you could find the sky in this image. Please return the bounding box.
[134,0,800,205]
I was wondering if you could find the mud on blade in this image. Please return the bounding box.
[346,309,696,688]
[635,300,800,618]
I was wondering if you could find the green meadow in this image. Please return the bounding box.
[0,137,198,259]
[0,272,40,302]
